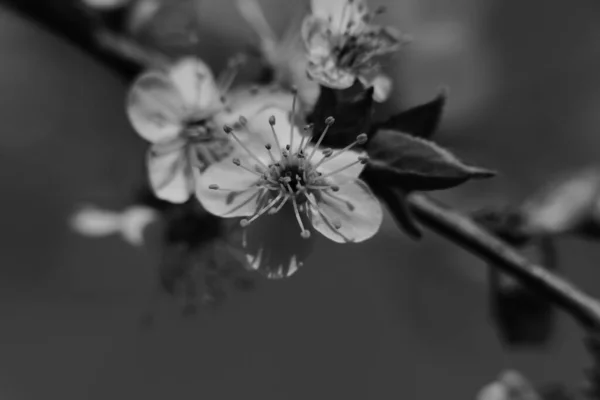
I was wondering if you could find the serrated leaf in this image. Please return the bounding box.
[365,129,495,191]
[307,84,374,148]
[372,88,447,139]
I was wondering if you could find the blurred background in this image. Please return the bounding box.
[2,0,600,399]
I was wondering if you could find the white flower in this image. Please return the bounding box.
[236,0,320,110]
[194,97,382,278]
[82,0,130,10]
[127,57,291,204]
[70,205,158,246]
[301,0,409,102]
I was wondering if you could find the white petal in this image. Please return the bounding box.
[70,206,122,237]
[306,60,356,90]
[313,147,366,185]
[223,86,295,122]
[359,73,392,102]
[119,206,159,246]
[194,159,264,218]
[244,106,305,155]
[169,58,221,114]
[308,179,382,243]
[301,16,334,61]
[147,144,193,203]
[310,0,368,35]
[82,0,129,10]
[127,71,184,143]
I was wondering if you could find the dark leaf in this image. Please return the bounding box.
[365,129,495,191]
[372,88,447,139]
[307,84,374,148]
[362,168,422,239]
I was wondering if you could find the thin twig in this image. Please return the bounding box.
[409,193,600,330]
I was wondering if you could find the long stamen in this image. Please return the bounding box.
[311,148,334,170]
[268,115,283,155]
[223,124,269,170]
[319,133,368,167]
[289,87,297,153]
[320,156,368,179]
[299,124,313,152]
[305,193,350,242]
[232,158,265,177]
[269,195,289,214]
[240,192,284,227]
[286,183,310,238]
[307,117,335,162]
[265,144,277,164]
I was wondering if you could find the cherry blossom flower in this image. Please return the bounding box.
[127,56,291,204]
[194,94,382,278]
[301,0,410,102]
[70,204,158,246]
[236,0,320,110]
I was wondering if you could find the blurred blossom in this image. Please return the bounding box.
[195,103,382,278]
[127,56,288,203]
[70,204,158,246]
[476,371,541,400]
[236,0,320,110]
[519,168,600,238]
[81,0,131,10]
[301,0,409,102]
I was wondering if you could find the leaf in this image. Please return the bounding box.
[365,129,495,191]
[372,88,447,139]
[361,168,422,239]
[307,84,374,148]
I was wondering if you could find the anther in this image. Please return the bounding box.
[359,156,368,164]
[269,115,276,125]
[265,143,271,150]
[232,158,241,166]
[238,116,248,126]
[240,219,250,227]
[356,133,368,144]
[331,185,340,192]
[209,184,219,190]
[301,230,311,239]
[325,116,335,125]
[223,124,233,134]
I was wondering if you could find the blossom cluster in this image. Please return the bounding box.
[74,0,492,284]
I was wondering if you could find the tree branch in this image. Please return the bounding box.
[8,0,600,332]
[409,193,600,330]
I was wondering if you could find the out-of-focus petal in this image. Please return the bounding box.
[70,206,122,236]
[308,179,382,243]
[169,58,221,114]
[301,16,334,61]
[120,206,159,246]
[147,144,193,203]
[306,59,356,89]
[127,71,184,143]
[193,161,264,218]
[242,203,315,279]
[310,0,368,35]
[219,86,294,127]
[358,72,392,102]
[82,0,130,10]
[311,147,366,184]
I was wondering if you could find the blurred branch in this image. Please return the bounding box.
[409,193,600,330]
[7,0,600,334]
[1,0,158,79]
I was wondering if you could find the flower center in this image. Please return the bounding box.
[183,119,215,142]
[211,90,368,239]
